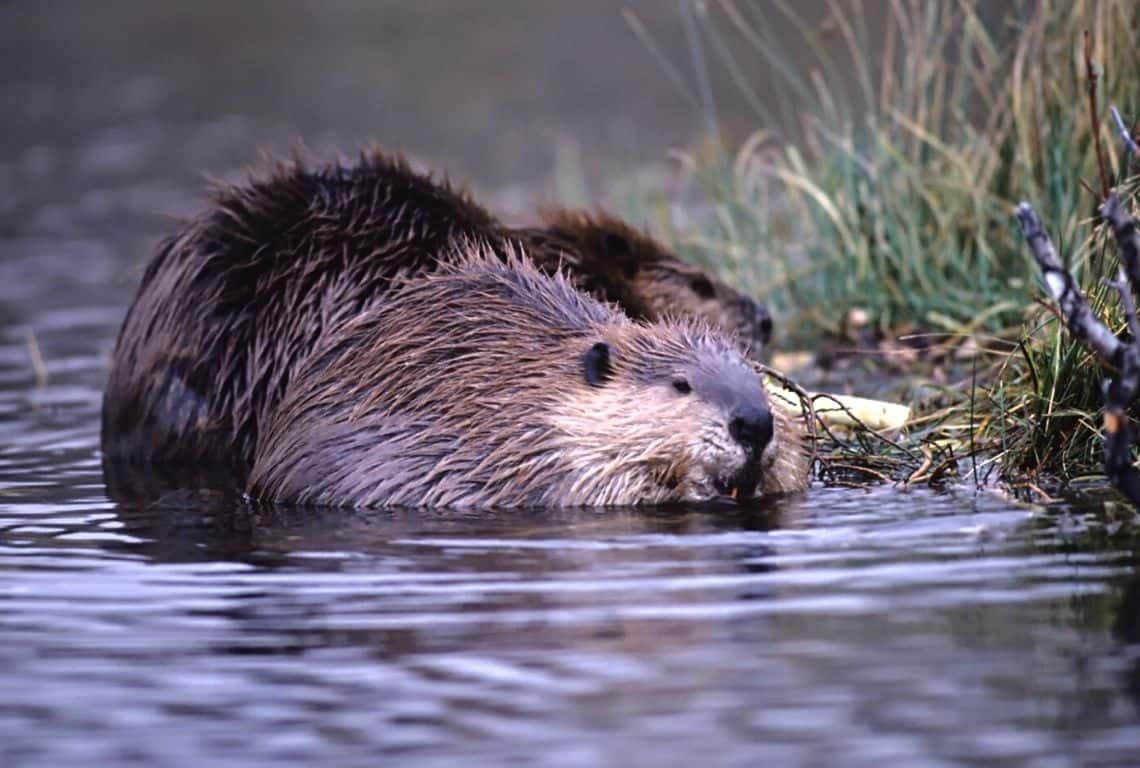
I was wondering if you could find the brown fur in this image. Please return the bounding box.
[248,252,806,508]
[519,208,771,347]
[102,151,770,481]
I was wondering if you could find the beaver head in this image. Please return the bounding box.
[248,250,805,508]
[523,209,772,354]
[555,328,791,504]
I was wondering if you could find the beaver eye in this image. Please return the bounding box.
[672,378,692,395]
[583,342,613,387]
[689,276,716,299]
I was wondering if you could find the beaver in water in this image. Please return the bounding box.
[249,252,806,508]
[102,151,772,482]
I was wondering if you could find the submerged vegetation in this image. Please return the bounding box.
[629,0,1140,495]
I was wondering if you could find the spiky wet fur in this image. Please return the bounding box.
[102,151,771,483]
[249,252,806,508]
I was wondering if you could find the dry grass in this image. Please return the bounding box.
[627,0,1140,491]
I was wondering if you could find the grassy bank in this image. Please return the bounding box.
[632,1,1140,494]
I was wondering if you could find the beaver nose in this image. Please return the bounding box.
[729,404,774,455]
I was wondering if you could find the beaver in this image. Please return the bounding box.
[519,207,772,346]
[102,151,771,482]
[248,252,807,508]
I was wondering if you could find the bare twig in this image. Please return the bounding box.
[1084,30,1110,200]
[818,462,893,485]
[755,362,819,446]
[1110,106,1140,157]
[904,446,934,486]
[809,392,921,461]
[1014,202,1123,365]
[756,360,935,485]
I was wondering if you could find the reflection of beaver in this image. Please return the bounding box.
[249,253,806,507]
[102,151,771,479]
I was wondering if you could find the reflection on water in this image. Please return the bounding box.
[3,2,1140,766]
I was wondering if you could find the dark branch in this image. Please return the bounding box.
[1020,197,1140,506]
[1111,268,1140,342]
[1084,31,1110,200]
[1104,194,1140,292]
[1015,202,1123,366]
[1021,193,1140,504]
[1103,360,1140,506]
[1102,193,1140,506]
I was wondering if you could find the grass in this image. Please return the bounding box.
[623,0,1140,493]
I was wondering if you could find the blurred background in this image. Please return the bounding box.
[1,0,811,313]
[1,0,815,246]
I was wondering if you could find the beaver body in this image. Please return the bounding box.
[249,254,806,508]
[102,151,771,481]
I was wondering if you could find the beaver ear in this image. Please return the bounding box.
[600,233,638,279]
[583,342,613,387]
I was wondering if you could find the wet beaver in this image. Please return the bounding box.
[249,253,806,508]
[102,151,771,480]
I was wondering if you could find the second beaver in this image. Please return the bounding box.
[102,151,772,482]
[249,252,807,508]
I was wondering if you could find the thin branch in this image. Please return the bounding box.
[808,392,921,461]
[904,446,934,486]
[1015,202,1123,366]
[1110,106,1140,157]
[755,362,822,464]
[820,462,893,485]
[1084,30,1110,200]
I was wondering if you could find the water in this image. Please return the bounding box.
[3,2,1140,766]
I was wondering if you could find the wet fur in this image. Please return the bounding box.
[102,151,770,480]
[249,253,806,508]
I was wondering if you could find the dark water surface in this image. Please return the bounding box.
[3,2,1140,766]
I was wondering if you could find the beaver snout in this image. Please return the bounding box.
[729,403,774,456]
